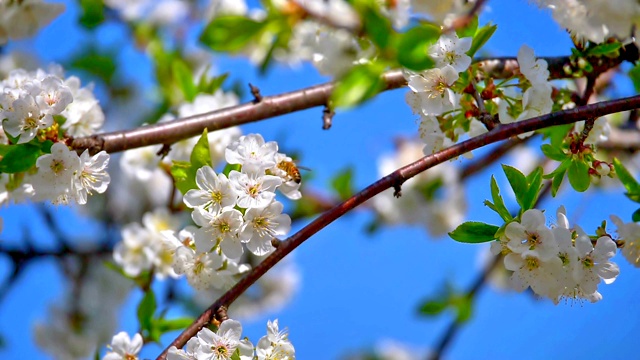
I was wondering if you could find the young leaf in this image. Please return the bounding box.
[502,165,528,209]
[155,317,195,333]
[396,24,439,71]
[200,16,265,52]
[456,15,478,38]
[172,60,198,102]
[0,144,40,173]
[361,5,393,49]
[449,221,499,243]
[551,168,566,197]
[137,289,157,332]
[191,129,212,170]
[540,144,567,161]
[331,167,354,201]
[171,160,195,195]
[586,42,621,56]
[418,299,448,316]
[568,158,590,192]
[522,167,543,210]
[613,157,640,194]
[331,63,385,108]
[488,175,512,222]
[467,23,497,57]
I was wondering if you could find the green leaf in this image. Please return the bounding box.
[191,129,212,169]
[78,0,105,29]
[541,144,567,161]
[198,72,229,94]
[613,158,640,194]
[632,208,640,222]
[362,5,393,49]
[551,168,566,197]
[467,23,497,57]
[629,62,640,93]
[448,221,499,243]
[522,167,543,210]
[200,16,265,52]
[0,144,40,173]
[586,42,621,56]
[488,175,512,222]
[568,158,590,192]
[452,295,473,323]
[456,15,478,38]
[331,63,386,108]
[221,163,242,177]
[171,160,195,195]
[396,24,439,71]
[172,60,198,102]
[418,299,448,316]
[502,164,528,209]
[331,167,354,201]
[137,290,157,332]
[231,349,242,360]
[155,317,194,333]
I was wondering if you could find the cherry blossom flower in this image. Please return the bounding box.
[241,201,292,256]
[31,143,81,204]
[226,133,278,173]
[192,207,246,259]
[429,33,472,73]
[505,209,558,261]
[256,319,295,360]
[229,170,282,210]
[103,332,143,360]
[406,65,459,115]
[184,166,237,213]
[73,150,111,205]
[195,320,254,360]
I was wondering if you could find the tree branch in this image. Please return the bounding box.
[157,93,640,359]
[70,53,631,155]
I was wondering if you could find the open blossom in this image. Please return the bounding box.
[61,76,105,137]
[31,143,81,204]
[196,319,254,360]
[229,170,282,209]
[429,33,472,73]
[406,65,459,115]
[167,338,200,360]
[505,209,558,261]
[241,201,292,256]
[184,166,237,213]
[103,332,143,360]
[256,319,295,360]
[571,234,619,301]
[73,150,111,205]
[2,93,53,143]
[518,45,550,86]
[611,215,640,267]
[173,244,227,290]
[192,207,246,259]
[113,223,155,277]
[225,133,278,173]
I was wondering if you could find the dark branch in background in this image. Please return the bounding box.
[157,94,640,359]
[427,183,552,360]
[322,105,334,130]
[70,51,636,155]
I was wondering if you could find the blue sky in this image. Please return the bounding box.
[2,0,640,359]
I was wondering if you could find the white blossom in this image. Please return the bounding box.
[256,319,295,360]
[225,133,278,173]
[406,65,459,115]
[31,142,81,204]
[505,209,559,261]
[611,215,640,267]
[192,207,246,259]
[429,33,472,73]
[195,319,254,360]
[73,150,111,205]
[184,166,237,213]
[0,0,65,44]
[241,201,292,256]
[103,332,143,360]
[229,170,282,210]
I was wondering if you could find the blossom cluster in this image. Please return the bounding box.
[0,65,110,205]
[114,133,299,292]
[0,66,104,141]
[0,0,65,44]
[491,207,619,303]
[104,319,295,360]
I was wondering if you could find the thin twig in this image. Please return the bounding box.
[157,93,640,359]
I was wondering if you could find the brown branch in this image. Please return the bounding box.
[156,93,640,359]
[70,54,630,155]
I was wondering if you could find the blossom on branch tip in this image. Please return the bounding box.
[31,143,81,204]
[195,319,254,360]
